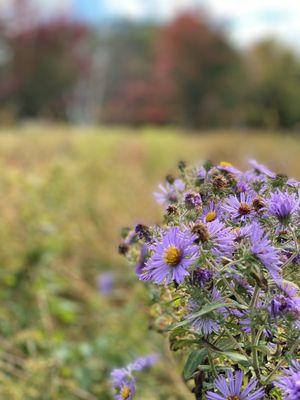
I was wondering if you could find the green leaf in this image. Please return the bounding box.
[167,302,227,331]
[187,302,228,319]
[222,351,249,363]
[183,348,207,380]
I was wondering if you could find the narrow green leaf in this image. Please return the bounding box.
[187,302,227,320]
[183,348,207,380]
[222,351,249,363]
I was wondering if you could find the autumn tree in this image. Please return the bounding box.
[0,0,91,120]
[154,12,242,128]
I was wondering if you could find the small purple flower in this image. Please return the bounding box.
[287,178,300,188]
[154,179,185,205]
[269,294,299,318]
[186,288,225,336]
[111,354,158,399]
[97,272,114,295]
[217,161,242,175]
[249,159,276,178]
[206,370,265,400]
[184,191,202,208]
[201,201,220,223]
[141,227,199,285]
[114,379,135,400]
[270,280,300,323]
[197,166,207,180]
[268,189,299,225]
[200,219,235,258]
[128,354,159,371]
[110,367,132,386]
[222,192,254,221]
[275,361,300,400]
[249,222,281,279]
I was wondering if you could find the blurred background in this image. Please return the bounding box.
[0,1,299,399]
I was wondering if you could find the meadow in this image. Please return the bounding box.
[0,125,299,399]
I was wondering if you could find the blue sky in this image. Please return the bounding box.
[1,0,300,49]
[72,0,300,50]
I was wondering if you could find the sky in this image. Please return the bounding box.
[1,0,300,50]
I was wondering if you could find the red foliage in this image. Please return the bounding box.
[0,1,91,119]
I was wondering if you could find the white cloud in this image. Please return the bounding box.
[1,0,300,49]
[104,0,145,18]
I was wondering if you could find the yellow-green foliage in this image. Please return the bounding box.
[0,124,298,399]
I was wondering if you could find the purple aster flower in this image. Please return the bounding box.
[287,178,300,188]
[114,379,135,400]
[270,280,300,323]
[184,191,202,208]
[277,280,300,298]
[222,192,255,221]
[110,367,132,386]
[97,272,114,295]
[249,159,276,178]
[249,222,281,279]
[197,166,207,180]
[269,294,299,318]
[141,227,199,285]
[201,201,220,223]
[186,288,226,336]
[275,361,300,400]
[268,189,299,226]
[239,170,268,195]
[206,370,265,400]
[217,161,242,175]
[193,219,235,258]
[154,179,185,205]
[128,354,159,371]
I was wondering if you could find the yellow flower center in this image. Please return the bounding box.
[238,203,251,215]
[121,386,131,399]
[220,161,233,168]
[205,210,217,222]
[227,396,240,400]
[164,246,181,266]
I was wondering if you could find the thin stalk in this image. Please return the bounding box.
[250,285,261,382]
[263,340,299,384]
[223,327,252,363]
[207,350,217,379]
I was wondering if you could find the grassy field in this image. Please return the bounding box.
[0,125,299,399]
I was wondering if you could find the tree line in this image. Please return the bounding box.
[1,4,300,129]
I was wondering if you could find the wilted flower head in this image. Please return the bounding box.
[206,370,265,400]
[190,267,213,287]
[184,191,202,208]
[142,227,199,284]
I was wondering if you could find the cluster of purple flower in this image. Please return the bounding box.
[119,159,300,399]
[110,354,158,399]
